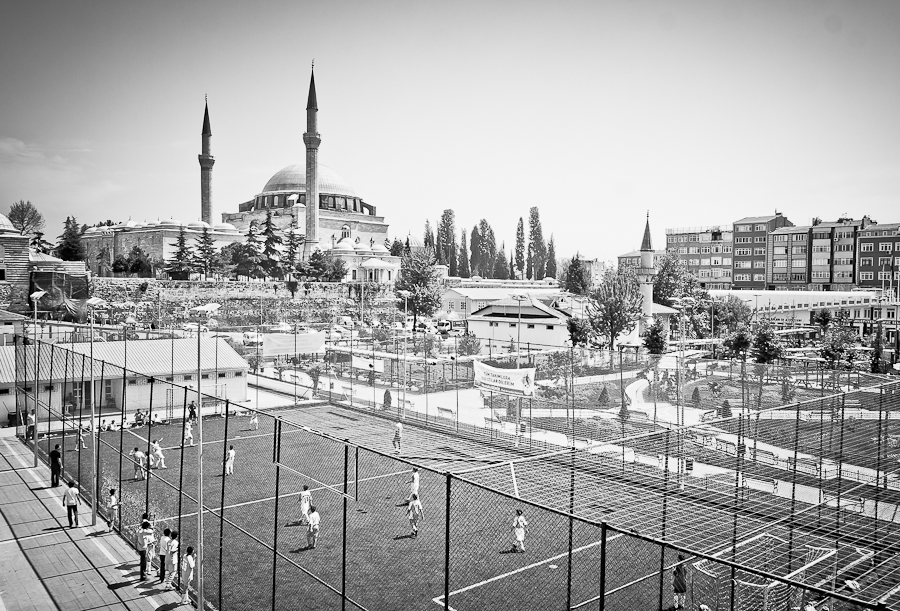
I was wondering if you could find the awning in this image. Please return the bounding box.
[360,258,400,270]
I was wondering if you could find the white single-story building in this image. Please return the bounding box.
[1,337,248,426]
[440,286,565,319]
[467,297,573,349]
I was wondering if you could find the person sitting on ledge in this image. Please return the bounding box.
[133,410,146,427]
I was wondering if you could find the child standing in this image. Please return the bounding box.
[105,489,119,532]
[392,422,402,454]
[180,546,196,605]
[298,485,311,525]
[163,531,179,588]
[306,506,320,549]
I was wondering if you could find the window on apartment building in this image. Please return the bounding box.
[792,234,806,242]
[754,248,765,256]
[773,260,787,268]
[754,224,765,231]
[735,248,751,256]
[791,260,805,268]
[699,258,708,266]
[888,309,897,319]
[688,258,699,266]
[509,323,516,328]
[711,257,721,265]
[812,258,830,266]
[860,257,873,266]
[835,244,853,252]
[527,324,535,329]
[723,245,732,253]
[754,274,766,282]
[723,257,731,265]
[773,235,788,242]
[812,232,829,240]
[879,257,891,266]
[774,247,787,255]
[700,246,711,254]
[811,245,828,253]
[754,237,766,243]
[677,247,687,254]
[789,273,805,281]
[879,272,891,280]
[688,247,699,254]
[218,373,227,378]
[836,271,854,280]
[791,246,807,255]
[735,237,751,244]
[734,274,751,281]
[880,243,892,251]
[834,258,852,266]
[736,225,751,232]
[812,271,828,279]
[736,261,752,268]
[896,242,900,250]
[699,270,711,278]
[667,236,676,243]
[860,243,874,252]
[754,260,765,268]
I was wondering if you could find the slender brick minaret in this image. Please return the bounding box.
[302,66,320,259]
[198,98,215,224]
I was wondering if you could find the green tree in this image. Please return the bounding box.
[492,243,510,280]
[723,325,752,360]
[469,226,481,277]
[598,386,610,407]
[112,254,129,274]
[219,242,245,276]
[457,228,470,278]
[126,246,153,277]
[713,296,753,335]
[564,254,590,295]
[812,309,833,330]
[456,332,481,356]
[642,320,667,354]
[383,389,392,410]
[750,322,784,364]
[193,227,218,277]
[514,217,526,279]
[477,219,496,278]
[324,257,348,282]
[30,231,53,254]
[390,238,405,257]
[394,247,442,329]
[423,220,435,250]
[56,216,85,261]
[567,317,593,347]
[720,399,732,418]
[652,252,689,308]
[691,386,701,407]
[298,249,328,281]
[586,266,643,350]
[236,222,266,279]
[545,235,557,278]
[528,207,547,279]
[283,229,303,277]
[819,323,859,369]
[8,200,45,235]
[260,210,283,278]
[166,227,195,279]
[436,209,456,267]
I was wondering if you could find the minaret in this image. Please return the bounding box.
[302,65,320,259]
[198,98,215,225]
[637,212,657,334]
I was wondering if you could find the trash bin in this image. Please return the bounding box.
[7,412,17,428]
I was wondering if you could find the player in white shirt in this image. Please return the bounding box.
[298,485,312,525]
[407,494,424,538]
[180,547,196,604]
[105,488,119,532]
[511,509,528,553]
[149,438,166,469]
[129,447,146,480]
[405,468,419,502]
[249,412,259,430]
[392,422,402,454]
[306,506,320,549]
[224,445,235,475]
[183,421,194,446]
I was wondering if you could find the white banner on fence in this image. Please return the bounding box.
[474,361,535,397]
[351,355,384,373]
[262,332,326,356]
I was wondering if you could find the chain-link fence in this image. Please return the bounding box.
[10,334,899,610]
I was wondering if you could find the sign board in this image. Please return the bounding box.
[474,361,536,397]
[352,355,384,373]
[262,332,326,356]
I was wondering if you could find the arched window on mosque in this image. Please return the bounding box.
[341,225,351,239]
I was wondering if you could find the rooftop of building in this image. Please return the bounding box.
[770,225,811,234]
[446,286,565,300]
[618,250,666,258]
[733,214,785,224]
[665,225,731,235]
[261,163,356,197]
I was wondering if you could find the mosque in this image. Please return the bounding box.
[82,67,399,283]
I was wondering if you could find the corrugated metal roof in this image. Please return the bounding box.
[733,215,780,224]
[446,287,563,299]
[0,338,247,386]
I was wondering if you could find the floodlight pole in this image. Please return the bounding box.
[397,291,410,419]
[196,322,205,611]
[511,294,527,447]
[90,309,97,526]
[32,297,40,468]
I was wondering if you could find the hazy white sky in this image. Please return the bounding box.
[2,0,899,262]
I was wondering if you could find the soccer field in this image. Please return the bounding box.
[36,399,898,611]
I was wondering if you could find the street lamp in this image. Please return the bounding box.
[510,294,528,447]
[29,290,46,468]
[397,290,410,420]
[86,296,108,526]
[671,295,695,491]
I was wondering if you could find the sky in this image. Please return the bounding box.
[2,0,899,263]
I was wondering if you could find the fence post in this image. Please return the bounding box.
[597,522,607,611]
[271,418,281,611]
[342,442,349,611]
[116,364,126,532]
[658,542,666,611]
[221,401,232,611]
[444,472,451,611]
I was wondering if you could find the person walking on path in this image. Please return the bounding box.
[510,509,528,553]
[183,420,194,447]
[136,520,155,580]
[673,554,688,610]
[49,444,62,487]
[392,422,402,454]
[407,493,424,538]
[26,409,35,440]
[157,528,171,583]
[224,445,235,475]
[129,447,146,480]
[306,506,320,549]
[180,546,196,605]
[405,468,419,502]
[75,425,87,451]
[150,438,167,469]
[104,489,119,532]
[187,401,197,423]
[298,485,311,525]
[62,480,81,528]
[163,531,180,588]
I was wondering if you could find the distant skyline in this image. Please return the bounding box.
[2,0,899,263]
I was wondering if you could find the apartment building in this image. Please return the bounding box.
[857,223,900,292]
[617,250,665,269]
[807,218,866,290]
[732,213,793,289]
[664,226,733,290]
[767,225,811,289]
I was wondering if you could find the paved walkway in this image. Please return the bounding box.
[0,430,183,611]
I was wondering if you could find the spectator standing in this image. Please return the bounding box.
[180,546,196,605]
[104,489,118,532]
[26,409,35,440]
[306,506,320,549]
[158,528,171,583]
[673,554,688,610]
[62,480,81,528]
[163,531,180,588]
[49,444,62,487]
[392,422,402,454]
[188,401,197,423]
[136,520,155,580]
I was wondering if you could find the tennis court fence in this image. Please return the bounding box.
[10,336,896,610]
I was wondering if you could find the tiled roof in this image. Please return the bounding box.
[446,287,563,300]
[0,338,247,386]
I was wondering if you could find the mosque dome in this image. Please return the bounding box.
[0,214,15,233]
[213,222,238,233]
[333,238,356,252]
[159,219,183,227]
[187,220,210,230]
[262,163,356,197]
[85,227,98,234]
[371,242,389,254]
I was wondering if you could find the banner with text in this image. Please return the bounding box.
[262,332,326,356]
[474,361,536,397]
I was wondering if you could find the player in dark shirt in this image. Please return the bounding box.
[49,444,62,487]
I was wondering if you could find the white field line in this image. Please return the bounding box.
[431,533,624,609]
[0,438,163,608]
[510,462,520,499]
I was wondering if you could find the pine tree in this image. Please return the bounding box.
[193,227,218,277]
[423,220,435,250]
[493,243,510,279]
[477,219,496,278]
[514,217,526,279]
[691,386,701,407]
[394,248,442,329]
[298,249,328,281]
[166,227,195,280]
[283,228,303,277]
[56,216,85,261]
[469,226,481,277]
[564,254,590,295]
[509,254,515,280]
[390,238,404,257]
[546,235,557,278]
[404,237,412,256]
[259,210,283,278]
[528,207,547,280]
[458,229,470,278]
[236,221,266,279]
[30,231,53,254]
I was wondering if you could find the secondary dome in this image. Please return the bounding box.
[262,163,356,197]
[0,214,14,233]
[187,220,210,230]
